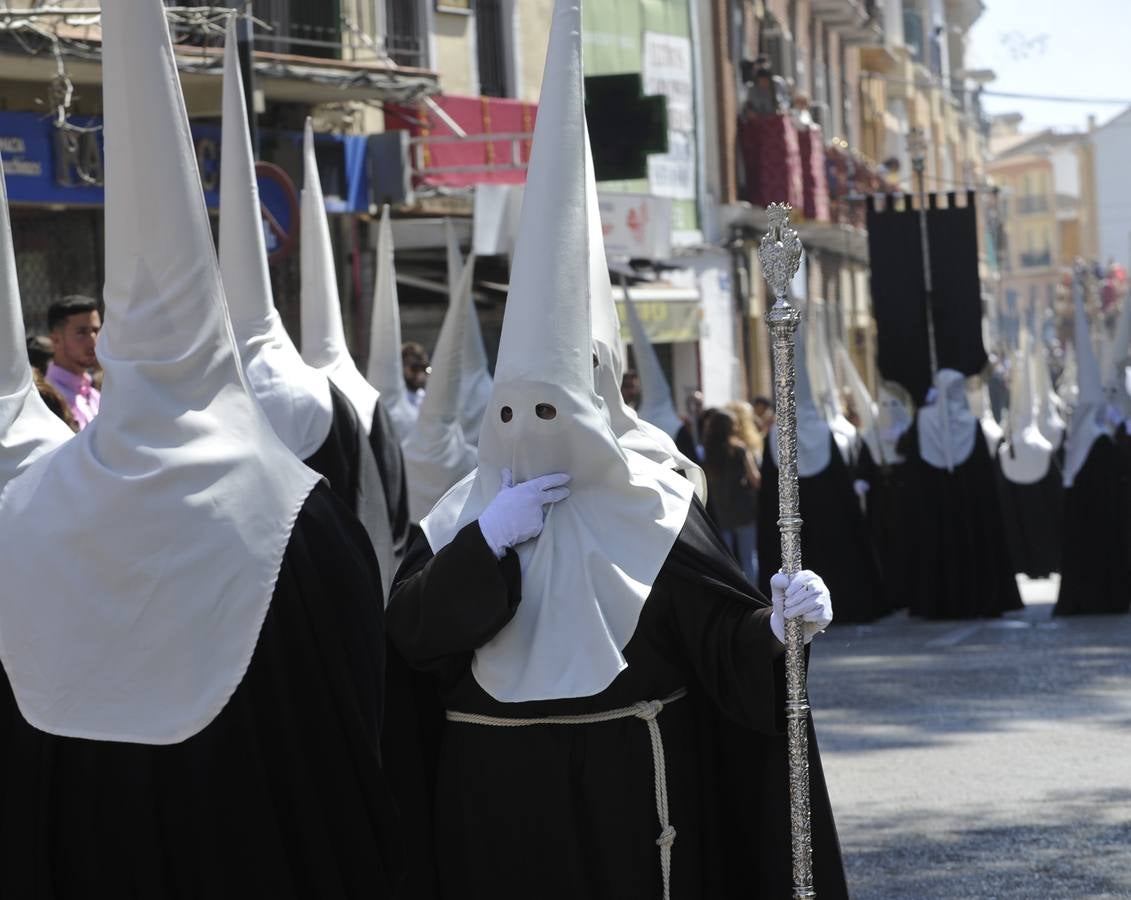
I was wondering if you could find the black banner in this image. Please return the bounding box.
[867,191,987,404]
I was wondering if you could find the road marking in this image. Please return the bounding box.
[925,623,983,648]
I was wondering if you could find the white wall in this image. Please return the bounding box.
[1050,144,1080,198]
[682,250,741,406]
[1093,109,1131,267]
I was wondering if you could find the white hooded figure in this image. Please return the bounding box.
[1102,285,1131,426]
[808,312,857,464]
[834,339,880,467]
[0,0,322,745]
[218,25,332,462]
[916,369,978,472]
[1031,338,1066,449]
[0,156,74,493]
[999,337,1053,485]
[875,381,913,466]
[1054,271,1131,616]
[417,0,698,705]
[622,285,685,441]
[365,204,419,442]
[401,221,480,524]
[451,221,494,445]
[1063,278,1111,489]
[384,6,843,893]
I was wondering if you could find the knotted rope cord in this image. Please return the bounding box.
[446,687,689,899]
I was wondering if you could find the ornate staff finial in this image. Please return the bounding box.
[759,203,803,309]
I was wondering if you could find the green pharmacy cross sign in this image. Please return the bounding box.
[584,74,669,183]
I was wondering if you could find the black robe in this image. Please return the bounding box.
[855,442,917,614]
[387,501,848,899]
[994,452,1063,579]
[369,398,410,556]
[1054,436,1131,616]
[901,423,1023,619]
[0,484,403,898]
[758,434,886,623]
[305,382,369,512]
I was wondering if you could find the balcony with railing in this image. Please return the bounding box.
[1017,195,1050,215]
[1019,250,1053,269]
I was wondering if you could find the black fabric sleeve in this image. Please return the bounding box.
[663,501,786,735]
[387,524,522,674]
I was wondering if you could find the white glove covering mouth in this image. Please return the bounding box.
[770,570,833,644]
[477,468,571,558]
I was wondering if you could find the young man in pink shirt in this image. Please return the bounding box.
[44,295,101,429]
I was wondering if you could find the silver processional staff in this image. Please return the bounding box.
[759,203,815,899]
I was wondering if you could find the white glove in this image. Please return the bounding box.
[769,570,833,645]
[852,479,870,498]
[478,468,571,558]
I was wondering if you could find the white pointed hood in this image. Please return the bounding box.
[586,133,704,500]
[450,221,493,445]
[1064,279,1110,487]
[0,0,319,744]
[917,369,978,470]
[402,225,479,523]
[363,205,416,440]
[300,120,378,433]
[834,339,880,465]
[1031,341,1066,448]
[0,156,73,492]
[1058,342,1079,412]
[1102,287,1131,421]
[623,287,685,439]
[876,381,912,465]
[220,24,331,460]
[967,378,1003,452]
[1000,336,1053,484]
[769,322,833,477]
[809,313,856,463]
[420,0,693,704]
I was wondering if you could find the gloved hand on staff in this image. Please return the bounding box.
[769,570,833,645]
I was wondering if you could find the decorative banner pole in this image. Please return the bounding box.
[759,203,814,899]
[908,126,953,471]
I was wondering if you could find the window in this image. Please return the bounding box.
[385,0,426,67]
[477,0,510,98]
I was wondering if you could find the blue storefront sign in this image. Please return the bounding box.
[0,110,369,214]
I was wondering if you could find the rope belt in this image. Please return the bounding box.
[446,687,689,900]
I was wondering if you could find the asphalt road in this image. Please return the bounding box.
[808,577,1131,899]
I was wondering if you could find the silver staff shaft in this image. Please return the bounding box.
[759,203,814,899]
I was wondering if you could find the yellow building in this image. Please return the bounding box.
[986,122,1097,332]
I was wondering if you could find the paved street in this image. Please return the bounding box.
[810,577,1131,899]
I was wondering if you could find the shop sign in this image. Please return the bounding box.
[599,192,672,260]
